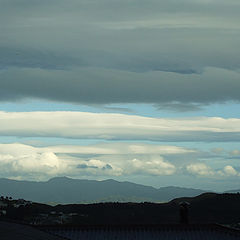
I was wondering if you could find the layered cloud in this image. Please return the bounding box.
[0,142,193,157]
[1,67,240,106]
[0,111,240,141]
[0,1,240,108]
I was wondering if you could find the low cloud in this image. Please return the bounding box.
[130,157,176,176]
[0,150,67,178]
[223,165,239,176]
[211,148,225,154]
[230,150,240,156]
[186,163,215,177]
[0,143,239,181]
[186,163,240,178]
[0,143,183,179]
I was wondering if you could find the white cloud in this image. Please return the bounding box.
[186,163,215,177]
[0,142,194,156]
[211,148,225,154]
[230,150,240,156]
[223,165,238,176]
[0,150,67,177]
[130,157,176,176]
[0,143,181,179]
[0,143,239,180]
[48,143,194,155]
[0,111,240,141]
[186,163,240,178]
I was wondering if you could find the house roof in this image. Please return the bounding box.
[40,224,240,240]
[0,221,65,240]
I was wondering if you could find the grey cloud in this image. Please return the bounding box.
[100,106,135,113]
[228,156,240,160]
[1,0,240,107]
[76,162,114,171]
[102,164,113,170]
[0,67,240,105]
[2,0,240,21]
[155,102,204,112]
[77,164,98,169]
[0,47,78,70]
[1,28,240,73]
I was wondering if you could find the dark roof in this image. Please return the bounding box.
[0,221,65,240]
[39,224,240,240]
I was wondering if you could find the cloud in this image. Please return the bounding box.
[0,143,180,179]
[0,143,239,181]
[0,142,196,157]
[230,150,240,156]
[0,150,67,177]
[1,111,240,141]
[48,143,194,155]
[211,148,225,154]
[223,165,239,176]
[130,157,176,176]
[186,163,240,178]
[155,102,204,112]
[0,1,240,108]
[186,163,215,177]
[75,159,122,176]
[1,67,240,106]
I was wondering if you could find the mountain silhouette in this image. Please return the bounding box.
[0,177,206,204]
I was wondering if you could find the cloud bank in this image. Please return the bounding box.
[0,111,240,141]
[0,143,183,179]
[0,143,239,181]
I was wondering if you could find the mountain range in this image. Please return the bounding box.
[0,177,207,204]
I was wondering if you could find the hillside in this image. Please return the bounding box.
[2,193,240,226]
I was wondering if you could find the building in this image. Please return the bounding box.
[40,224,240,240]
[0,221,65,240]
[0,201,8,208]
[1,220,240,239]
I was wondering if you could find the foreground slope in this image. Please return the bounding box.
[2,193,240,226]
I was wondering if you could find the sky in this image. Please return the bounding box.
[0,0,240,191]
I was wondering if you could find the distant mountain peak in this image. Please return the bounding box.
[102,179,119,183]
[47,176,71,182]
